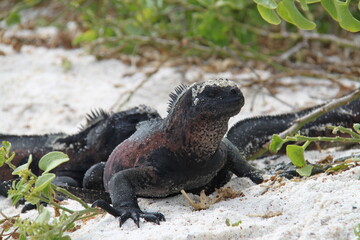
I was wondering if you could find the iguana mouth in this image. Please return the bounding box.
[214,95,244,115]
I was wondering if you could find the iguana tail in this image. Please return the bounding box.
[227,97,360,158]
[60,186,111,204]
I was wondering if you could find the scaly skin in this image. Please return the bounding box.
[64,92,360,206]
[227,98,360,158]
[0,106,160,186]
[92,79,263,227]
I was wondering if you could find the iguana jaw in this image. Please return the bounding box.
[165,79,245,159]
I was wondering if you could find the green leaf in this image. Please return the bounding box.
[0,143,7,167]
[254,0,278,9]
[277,1,296,24]
[72,30,98,45]
[355,223,360,237]
[215,1,239,9]
[257,4,281,24]
[334,0,360,32]
[197,0,215,7]
[269,134,286,153]
[299,0,309,11]
[326,162,352,173]
[354,123,360,134]
[296,165,314,176]
[61,58,72,72]
[35,205,51,224]
[38,151,69,173]
[286,145,306,167]
[34,173,56,192]
[225,218,230,226]
[2,141,11,154]
[305,0,320,3]
[277,0,316,30]
[321,0,338,21]
[231,220,242,226]
[41,183,55,199]
[0,156,4,168]
[197,11,229,45]
[6,11,21,26]
[0,141,14,167]
[12,155,32,176]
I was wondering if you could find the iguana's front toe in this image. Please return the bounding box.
[92,199,165,227]
[245,170,264,184]
[140,212,166,224]
[118,208,166,227]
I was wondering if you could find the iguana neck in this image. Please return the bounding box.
[166,113,230,160]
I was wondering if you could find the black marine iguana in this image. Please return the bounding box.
[227,97,360,158]
[0,106,160,187]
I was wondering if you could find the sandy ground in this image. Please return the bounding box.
[0,43,359,240]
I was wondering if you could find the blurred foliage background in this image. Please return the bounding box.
[0,0,359,78]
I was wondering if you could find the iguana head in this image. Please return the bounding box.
[166,79,244,157]
[167,79,244,120]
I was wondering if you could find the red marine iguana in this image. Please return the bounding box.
[83,81,360,227]
[85,79,264,227]
[0,106,160,187]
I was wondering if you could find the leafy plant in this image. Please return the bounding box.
[0,0,358,66]
[256,0,360,32]
[355,223,360,240]
[0,141,101,240]
[269,123,360,176]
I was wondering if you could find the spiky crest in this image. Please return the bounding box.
[79,109,110,130]
[167,83,188,113]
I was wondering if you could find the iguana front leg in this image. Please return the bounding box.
[223,138,264,184]
[93,168,165,227]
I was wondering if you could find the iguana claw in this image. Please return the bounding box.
[118,208,165,227]
[92,199,165,227]
[245,170,264,184]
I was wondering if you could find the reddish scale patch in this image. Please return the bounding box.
[103,130,168,190]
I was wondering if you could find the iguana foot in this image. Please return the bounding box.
[242,169,264,184]
[244,170,264,184]
[92,199,165,227]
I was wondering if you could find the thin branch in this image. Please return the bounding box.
[279,89,360,138]
[0,210,9,219]
[266,70,357,88]
[277,41,308,62]
[54,185,89,210]
[268,31,359,50]
[249,89,360,159]
[90,35,287,71]
[285,135,360,143]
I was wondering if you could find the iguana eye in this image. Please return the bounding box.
[149,113,159,119]
[206,90,218,98]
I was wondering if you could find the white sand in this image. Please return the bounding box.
[0,44,359,240]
